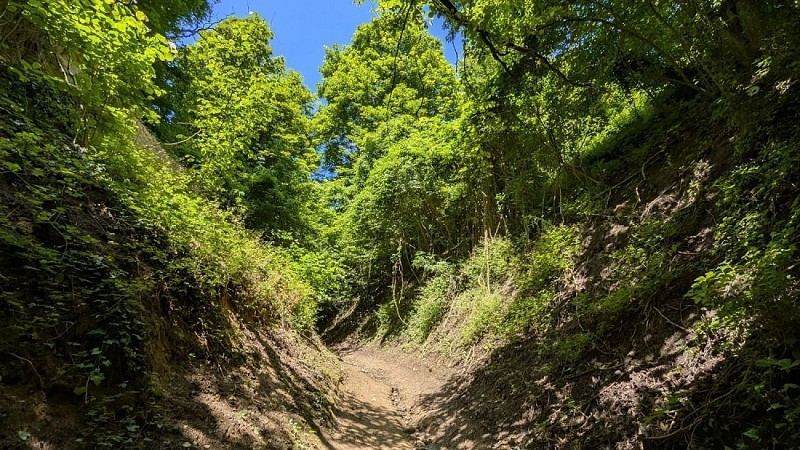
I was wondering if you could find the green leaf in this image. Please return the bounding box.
[89,372,105,386]
[743,428,759,440]
[2,161,21,172]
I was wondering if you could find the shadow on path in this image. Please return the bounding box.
[324,344,453,450]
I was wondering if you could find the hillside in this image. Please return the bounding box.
[408,97,800,448]
[0,1,337,447]
[0,96,340,448]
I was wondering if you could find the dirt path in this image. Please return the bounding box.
[322,344,453,450]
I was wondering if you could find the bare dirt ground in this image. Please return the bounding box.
[323,344,454,450]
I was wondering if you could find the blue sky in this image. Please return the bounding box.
[207,0,461,92]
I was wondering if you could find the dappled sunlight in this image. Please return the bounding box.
[327,392,413,449]
[412,312,731,447]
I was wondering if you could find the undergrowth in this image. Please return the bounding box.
[373,91,800,447]
[0,1,318,445]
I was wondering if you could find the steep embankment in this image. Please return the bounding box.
[413,107,737,448]
[0,2,348,446]
[325,93,800,448]
[0,118,340,448]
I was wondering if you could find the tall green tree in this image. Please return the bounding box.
[315,3,458,180]
[314,3,466,305]
[154,15,318,242]
[137,0,212,36]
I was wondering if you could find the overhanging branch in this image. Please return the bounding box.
[432,0,591,87]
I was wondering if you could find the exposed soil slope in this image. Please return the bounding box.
[1,323,340,449]
[322,96,800,449]
[0,121,340,449]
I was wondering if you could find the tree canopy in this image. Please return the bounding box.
[154,15,318,242]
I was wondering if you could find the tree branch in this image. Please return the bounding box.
[432,0,590,86]
[504,41,592,87]
[170,15,232,40]
[430,0,711,91]
[162,128,203,146]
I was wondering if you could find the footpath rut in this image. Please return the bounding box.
[322,344,453,450]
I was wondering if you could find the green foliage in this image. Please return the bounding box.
[545,332,593,365]
[137,0,211,36]
[0,0,316,445]
[340,119,463,279]
[315,8,463,306]
[461,237,513,287]
[459,291,506,345]
[312,9,464,315]
[516,225,581,290]
[407,237,514,346]
[153,15,318,243]
[311,10,464,308]
[6,0,175,133]
[97,136,311,321]
[686,141,800,348]
[697,355,800,448]
[316,6,458,172]
[452,226,582,344]
[5,0,800,446]
[580,90,655,165]
[405,260,458,343]
[1,5,177,426]
[501,290,554,338]
[375,301,398,338]
[395,230,578,348]
[427,0,800,94]
[1,119,159,446]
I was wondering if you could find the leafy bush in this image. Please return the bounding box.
[516,224,581,292]
[500,290,555,338]
[459,291,507,345]
[405,261,457,343]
